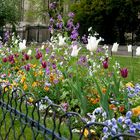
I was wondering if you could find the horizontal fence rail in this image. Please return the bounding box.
[0,85,140,140]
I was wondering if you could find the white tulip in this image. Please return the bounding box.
[127,45,132,52]
[19,39,26,52]
[71,45,81,57]
[136,47,140,56]
[27,49,32,55]
[58,35,66,46]
[41,45,45,50]
[86,36,102,52]
[112,42,119,52]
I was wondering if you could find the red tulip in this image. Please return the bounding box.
[24,64,30,71]
[120,68,128,78]
[35,51,42,59]
[14,53,19,58]
[102,60,108,69]
[2,57,8,63]
[8,55,14,62]
[24,53,29,60]
[41,61,47,68]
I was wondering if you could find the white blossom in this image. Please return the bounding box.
[19,39,26,52]
[58,35,66,46]
[71,45,81,57]
[136,47,140,56]
[127,45,132,52]
[27,49,32,55]
[41,45,45,50]
[86,36,102,52]
[112,42,119,52]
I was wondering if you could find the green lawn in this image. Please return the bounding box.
[112,56,140,83]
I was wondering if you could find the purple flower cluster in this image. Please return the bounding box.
[49,2,57,9]
[4,31,10,43]
[56,14,63,29]
[102,111,140,139]
[81,34,88,44]
[56,22,63,29]
[68,12,75,18]
[70,29,79,40]
[127,84,140,98]
[77,56,88,66]
[67,19,74,30]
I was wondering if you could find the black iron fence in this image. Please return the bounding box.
[0,85,140,140]
[0,25,50,43]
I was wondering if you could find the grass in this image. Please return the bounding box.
[112,56,140,83]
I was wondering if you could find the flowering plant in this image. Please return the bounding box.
[0,3,140,139]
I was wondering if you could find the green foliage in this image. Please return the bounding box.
[71,0,140,44]
[0,0,20,27]
[25,0,48,23]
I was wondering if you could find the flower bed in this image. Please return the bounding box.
[0,2,140,139]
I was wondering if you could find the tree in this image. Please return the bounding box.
[25,0,48,23]
[26,0,65,24]
[71,0,140,44]
[0,0,20,27]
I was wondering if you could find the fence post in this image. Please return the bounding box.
[37,25,40,43]
[132,48,133,58]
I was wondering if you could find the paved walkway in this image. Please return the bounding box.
[108,45,138,57]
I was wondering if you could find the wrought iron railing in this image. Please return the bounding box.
[0,85,140,140]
